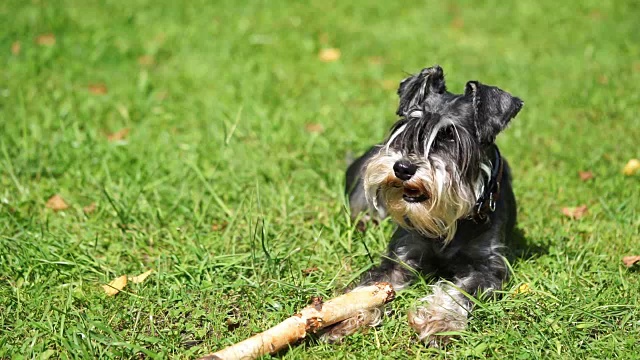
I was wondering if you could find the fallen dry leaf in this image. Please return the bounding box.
[102,275,127,296]
[129,269,154,284]
[514,283,531,295]
[11,41,21,55]
[138,55,155,66]
[36,33,56,46]
[319,48,341,62]
[46,194,69,211]
[302,267,319,275]
[107,128,130,142]
[304,123,324,134]
[578,171,594,181]
[622,256,640,267]
[88,83,108,95]
[83,202,97,214]
[211,222,228,231]
[622,159,640,176]
[562,205,588,220]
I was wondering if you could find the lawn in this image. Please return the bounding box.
[1,0,639,359]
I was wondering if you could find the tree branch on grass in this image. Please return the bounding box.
[199,283,395,360]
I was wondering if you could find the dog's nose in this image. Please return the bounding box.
[393,160,417,181]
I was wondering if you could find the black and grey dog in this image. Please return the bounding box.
[322,65,523,346]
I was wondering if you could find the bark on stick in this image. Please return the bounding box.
[199,282,395,360]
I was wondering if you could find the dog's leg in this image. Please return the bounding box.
[321,231,427,342]
[408,251,507,347]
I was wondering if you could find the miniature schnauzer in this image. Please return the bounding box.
[322,65,523,346]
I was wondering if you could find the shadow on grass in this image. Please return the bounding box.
[506,227,549,267]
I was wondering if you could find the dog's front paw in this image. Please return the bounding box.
[407,284,470,346]
[408,305,465,347]
[319,308,382,343]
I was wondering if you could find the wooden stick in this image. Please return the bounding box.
[199,282,395,360]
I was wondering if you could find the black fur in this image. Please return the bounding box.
[332,65,523,345]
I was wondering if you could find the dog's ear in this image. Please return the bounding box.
[465,81,523,144]
[396,65,446,117]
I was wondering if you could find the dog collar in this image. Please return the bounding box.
[471,146,503,222]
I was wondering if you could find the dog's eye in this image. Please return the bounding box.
[437,126,456,142]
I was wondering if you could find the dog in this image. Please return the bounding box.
[321,65,523,346]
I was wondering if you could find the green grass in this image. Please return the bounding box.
[1,0,639,358]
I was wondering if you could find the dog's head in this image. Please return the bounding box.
[364,66,523,241]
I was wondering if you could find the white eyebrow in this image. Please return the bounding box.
[385,123,408,154]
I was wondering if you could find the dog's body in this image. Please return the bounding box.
[323,66,523,346]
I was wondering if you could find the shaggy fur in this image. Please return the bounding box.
[322,65,523,345]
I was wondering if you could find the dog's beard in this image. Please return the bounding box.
[364,150,483,243]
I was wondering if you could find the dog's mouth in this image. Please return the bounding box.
[402,186,428,203]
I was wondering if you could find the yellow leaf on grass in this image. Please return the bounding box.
[514,283,531,295]
[129,269,154,284]
[319,48,341,62]
[36,33,56,46]
[102,275,127,296]
[622,159,640,176]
